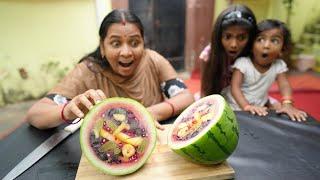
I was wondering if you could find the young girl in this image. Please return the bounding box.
[224,19,307,122]
[201,4,257,97]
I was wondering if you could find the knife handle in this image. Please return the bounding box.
[64,119,83,133]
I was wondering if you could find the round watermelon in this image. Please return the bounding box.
[168,95,239,164]
[80,97,157,175]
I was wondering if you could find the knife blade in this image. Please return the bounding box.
[2,119,82,180]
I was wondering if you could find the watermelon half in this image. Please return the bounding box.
[80,97,157,175]
[168,95,239,164]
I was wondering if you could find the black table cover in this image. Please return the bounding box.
[1,111,319,180]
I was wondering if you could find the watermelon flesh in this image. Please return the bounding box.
[80,98,157,175]
[168,95,239,164]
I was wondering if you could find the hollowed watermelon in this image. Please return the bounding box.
[80,97,157,175]
[168,95,239,164]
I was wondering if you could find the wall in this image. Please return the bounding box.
[280,0,320,42]
[0,0,111,106]
[234,0,271,22]
[233,0,320,42]
[213,0,228,21]
[265,0,320,42]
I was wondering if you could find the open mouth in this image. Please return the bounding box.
[262,53,268,59]
[229,51,238,56]
[119,61,134,68]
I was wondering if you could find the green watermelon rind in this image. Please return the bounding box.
[80,97,157,175]
[168,95,239,164]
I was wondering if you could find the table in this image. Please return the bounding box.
[1,111,320,180]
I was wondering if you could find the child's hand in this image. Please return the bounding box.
[275,104,307,122]
[244,105,268,116]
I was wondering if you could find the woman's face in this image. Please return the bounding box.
[101,22,144,77]
[221,25,249,59]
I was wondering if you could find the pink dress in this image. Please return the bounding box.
[199,44,211,62]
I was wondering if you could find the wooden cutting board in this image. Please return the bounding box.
[75,125,235,180]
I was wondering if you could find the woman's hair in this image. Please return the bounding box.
[80,9,144,68]
[256,19,292,54]
[201,4,256,96]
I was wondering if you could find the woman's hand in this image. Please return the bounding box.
[275,104,307,122]
[147,107,165,131]
[63,89,106,120]
[153,120,165,131]
[244,105,268,116]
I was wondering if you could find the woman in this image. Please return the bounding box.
[26,9,194,129]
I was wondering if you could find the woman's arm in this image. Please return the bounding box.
[27,89,106,129]
[27,98,66,129]
[27,61,109,129]
[147,54,194,122]
[147,89,194,122]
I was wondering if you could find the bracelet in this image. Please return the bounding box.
[164,100,175,117]
[60,102,80,124]
[282,99,293,105]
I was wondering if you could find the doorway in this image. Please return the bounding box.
[129,0,186,71]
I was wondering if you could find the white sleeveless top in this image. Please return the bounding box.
[221,57,288,110]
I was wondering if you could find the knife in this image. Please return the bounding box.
[2,119,83,180]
